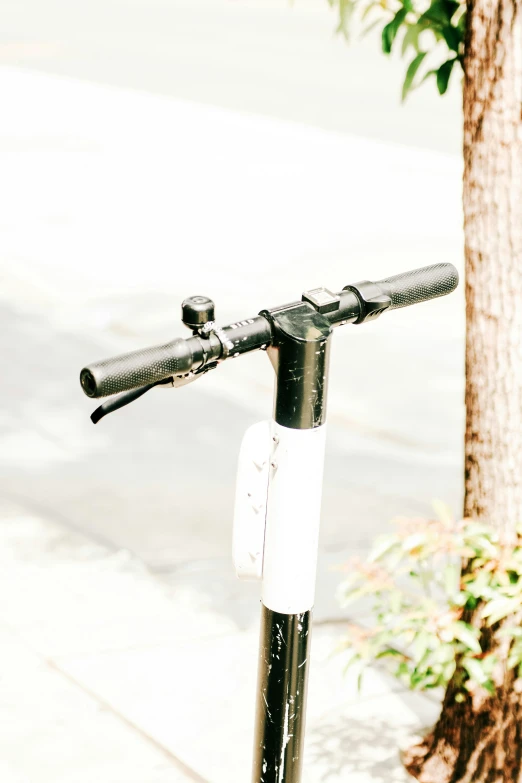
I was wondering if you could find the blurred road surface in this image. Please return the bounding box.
[1,0,462,152]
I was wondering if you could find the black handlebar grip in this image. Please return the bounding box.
[376,263,459,310]
[80,338,195,398]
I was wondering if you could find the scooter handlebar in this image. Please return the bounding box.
[375,262,459,311]
[79,263,459,407]
[80,337,198,398]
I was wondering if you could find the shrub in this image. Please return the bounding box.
[338,508,522,699]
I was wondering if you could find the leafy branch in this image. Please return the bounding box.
[327,0,466,99]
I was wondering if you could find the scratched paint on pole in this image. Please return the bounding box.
[252,606,311,783]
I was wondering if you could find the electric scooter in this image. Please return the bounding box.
[80,263,458,783]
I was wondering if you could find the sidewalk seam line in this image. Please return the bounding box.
[45,657,210,783]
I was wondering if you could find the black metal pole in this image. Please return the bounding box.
[252,301,332,783]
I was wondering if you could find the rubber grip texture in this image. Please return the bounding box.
[377,263,458,310]
[80,338,194,398]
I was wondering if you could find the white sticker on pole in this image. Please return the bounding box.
[232,421,271,580]
[262,421,326,614]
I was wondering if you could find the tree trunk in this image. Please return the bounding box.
[404,0,522,780]
[404,626,522,782]
[463,0,522,532]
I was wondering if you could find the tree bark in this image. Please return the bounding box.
[404,1,522,780]
[404,624,522,782]
[463,0,522,531]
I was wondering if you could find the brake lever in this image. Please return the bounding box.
[163,361,219,390]
[90,362,219,424]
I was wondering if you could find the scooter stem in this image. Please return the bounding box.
[252,302,331,782]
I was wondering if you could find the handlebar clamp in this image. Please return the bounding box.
[342,281,391,325]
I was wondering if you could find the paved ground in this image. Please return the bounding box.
[1,2,464,778]
[0,496,441,782]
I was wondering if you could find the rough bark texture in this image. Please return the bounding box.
[404,622,522,782]
[463,0,522,531]
[404,1,522,780]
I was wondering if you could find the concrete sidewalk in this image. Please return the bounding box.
[0,497,440,783]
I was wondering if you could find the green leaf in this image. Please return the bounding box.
[420,0,459,26]
[401,24,422,55]
[464,568,493,599]
[457,10,467,32]
[462,656,488,685]
[361,2,379,21]
[441,0,461,20]
[375,648,407,660]
[482,597,521,626]
[443,561,461,597]
[389,588,403,614]
[463,521,494,538]
[403,532,427,551]
[436,58,456,94]
[433,644,455,664]
[361,18,383,37]
[413,630,431,663]
[482,679,496,695]
[442,25,462,52]
[369,536,400,562]
[342,652,362,674]
[452,621,482,653]
[382,22,394,54]
[336,0,357,39]
[397,661,410,677]
[467,534,497,556]
[382,7,408,54]
[443,659,456,681]
[500,626,522,639]
[508,648,522,669]
[411,669,430,689]
[457,591,473,607]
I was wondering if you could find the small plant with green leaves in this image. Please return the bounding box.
[327,0,466,99]
[339,508,522,700]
